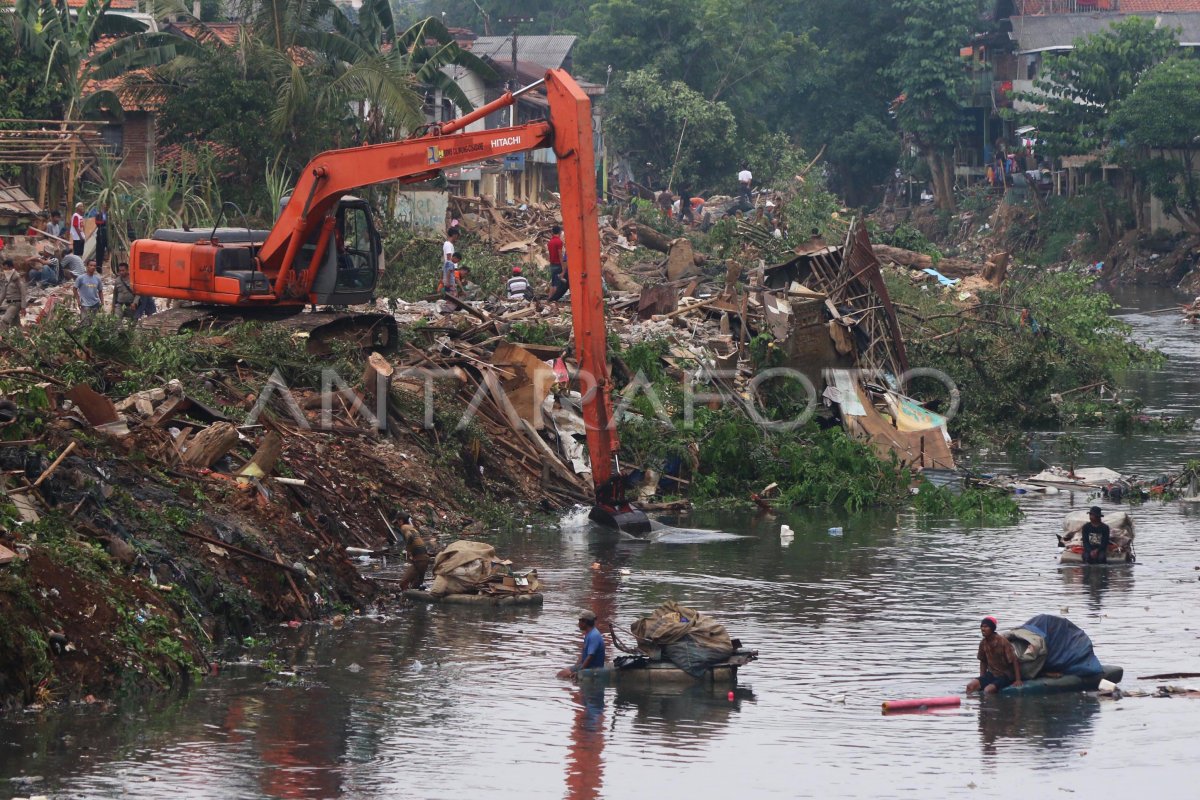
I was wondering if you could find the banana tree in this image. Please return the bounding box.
[11,0,201,208]
[11,0,196,122]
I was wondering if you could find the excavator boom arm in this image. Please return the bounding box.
[258,120,552,290]
[255,68,626,517]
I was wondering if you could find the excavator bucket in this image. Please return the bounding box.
[589,505,651,536]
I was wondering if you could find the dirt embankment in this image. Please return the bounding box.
[876,198,1200,290]
[0,317,554,711]
[0,415,492,711]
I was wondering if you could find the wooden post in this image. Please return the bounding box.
[66,137,78,215]
[239,431,283,478]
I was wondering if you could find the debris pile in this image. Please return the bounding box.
[382,216,953,497]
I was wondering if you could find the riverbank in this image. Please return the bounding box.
[0,314,545,710]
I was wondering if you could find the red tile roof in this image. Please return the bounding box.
[167,22,246,48]
[82,35,165,112]
[0,0,139,7]
[1119,1,1200,10]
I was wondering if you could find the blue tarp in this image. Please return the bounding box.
[921,268,960,287]
[1021,614,1103,677]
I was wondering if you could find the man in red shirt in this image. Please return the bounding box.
[547,225,568,301]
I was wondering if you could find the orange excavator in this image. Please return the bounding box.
[129,69,649,534]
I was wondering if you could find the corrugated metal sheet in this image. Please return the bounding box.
[1011,12,1200,52]
[0,183,41,215]
[471,35,576,69]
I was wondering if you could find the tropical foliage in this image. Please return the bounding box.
[1017,17,1178,160]
[10,0,195,122]
[1109,57,1200,234]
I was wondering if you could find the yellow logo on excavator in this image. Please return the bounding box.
[427,146,444,165]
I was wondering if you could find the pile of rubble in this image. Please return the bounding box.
[378,216,955,492]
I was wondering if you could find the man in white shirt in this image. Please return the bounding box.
[737,166,752,190]
[442,228,460,293]
[70,203,85,256]
[506,266,530,301]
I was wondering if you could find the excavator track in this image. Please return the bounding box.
[138,306,399,355]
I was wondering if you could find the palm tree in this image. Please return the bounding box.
[11,0,195,123]
[11,0,200,207]
[232,1,494,144]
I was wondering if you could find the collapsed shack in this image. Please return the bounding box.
[758,222,953,471]
[382,214,953,505]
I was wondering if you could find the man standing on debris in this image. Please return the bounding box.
[656,188,674,219]
[676,183,693,225]
[1081,506,1111,564]
[506,265,531,300]
[738,164,752,196]
[70,203,86,257]
[0,258,29,332]
[547,225,567,302]
[113,262,138,321]
[557,610,606,678]
[442,228,461,295]
[397,513,431,591]
[74,259,103,323]
[966,616,1023,694]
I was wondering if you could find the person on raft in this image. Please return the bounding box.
[397,513,431,591]
[1081,505,1111,565]
[966,616,1024,694]
[557,610,606,679]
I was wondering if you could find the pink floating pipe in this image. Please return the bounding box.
[881,696,961,713]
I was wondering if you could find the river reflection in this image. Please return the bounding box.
[565,684,607,800]
[1057,562,1136,612]
[977,695,1100,758]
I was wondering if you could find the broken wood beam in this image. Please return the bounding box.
[180,422,240,468]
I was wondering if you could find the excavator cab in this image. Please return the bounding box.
[291,195,384,306]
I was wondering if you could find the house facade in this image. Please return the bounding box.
[433,33,605,205]
[956,0,1200,227]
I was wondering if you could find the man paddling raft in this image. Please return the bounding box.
[558,610,606,679]
[966,616,1024,694]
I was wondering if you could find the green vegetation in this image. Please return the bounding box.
[890,270,1164,440]
[379,228,524,303]
[1110,57,1200,234]
[1058,397,1194,435]
[886,0,976,210]
[613,337,909,512]
[876,222,943,264]
[910,482,1023,524]
[1018,17,1178,161]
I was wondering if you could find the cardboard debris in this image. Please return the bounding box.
[65,385,120,426]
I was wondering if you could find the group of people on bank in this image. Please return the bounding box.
[439,223,570,305]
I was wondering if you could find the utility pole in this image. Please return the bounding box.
[496,15,534,128]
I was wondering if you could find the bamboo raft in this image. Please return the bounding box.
[402,589,543,606]
[577,650,758,687]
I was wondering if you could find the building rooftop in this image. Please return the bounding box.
[1011,11,1200,51]
[469,35,576,70]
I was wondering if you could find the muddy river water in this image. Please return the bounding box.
[2,287,1199,799]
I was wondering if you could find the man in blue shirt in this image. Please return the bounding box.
[558,610,606,678]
